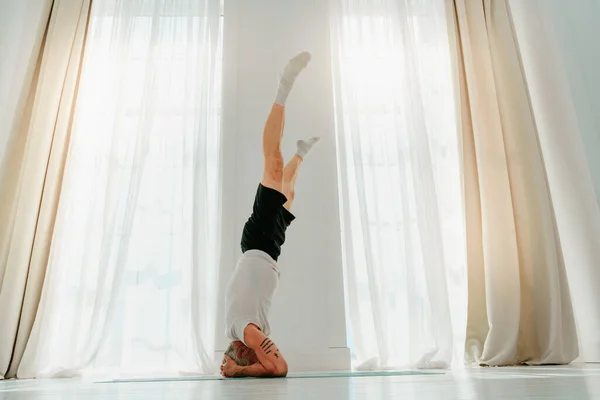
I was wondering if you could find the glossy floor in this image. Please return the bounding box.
[1,364,598,399]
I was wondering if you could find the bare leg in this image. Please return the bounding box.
[261,52,311,193]
[261,104,286,194]
[282,155,303,211]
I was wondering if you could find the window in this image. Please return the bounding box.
[29,0,225,376]
[332,0,466,367]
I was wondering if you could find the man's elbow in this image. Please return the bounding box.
[269,362,288,378]
[277,364,288,377]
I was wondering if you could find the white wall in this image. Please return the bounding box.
[509,0,600,362]
[215,0,350,371]
[542,0,600,206]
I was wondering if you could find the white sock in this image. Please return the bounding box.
[275,51,311,106]
[296,137,321,160]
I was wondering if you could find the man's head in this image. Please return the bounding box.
[224,341,259,366]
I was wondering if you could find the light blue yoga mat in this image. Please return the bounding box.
[99,370,442,383]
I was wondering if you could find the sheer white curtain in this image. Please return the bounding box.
[18,0,223,378]
[330,0,466,369]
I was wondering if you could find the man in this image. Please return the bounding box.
[220,51,320,378]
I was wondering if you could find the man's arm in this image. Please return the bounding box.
[244,324,288,377]
[226,360,273,378]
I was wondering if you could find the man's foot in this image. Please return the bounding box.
[296,137,321,160]
[275,51,312,106]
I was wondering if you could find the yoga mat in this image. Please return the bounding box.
[98,370,442,384]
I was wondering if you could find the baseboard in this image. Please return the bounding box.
[574,341,600,363]
[214,347,351,372]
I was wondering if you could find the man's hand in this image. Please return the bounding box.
[221,355,239,378]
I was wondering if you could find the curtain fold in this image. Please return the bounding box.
[448,0,578,365]
[0,0,92,379]
[17,0,223,378]
[0,0,53,171]
[330,0,467,369]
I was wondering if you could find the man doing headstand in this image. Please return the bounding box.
[220,51,320,378]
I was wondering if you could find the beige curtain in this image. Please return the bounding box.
[0,0,92,379]
[447,0,578,365]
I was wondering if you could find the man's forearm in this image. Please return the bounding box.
[233,363,277,378]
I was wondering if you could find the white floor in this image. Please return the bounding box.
[1,365,599,399]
